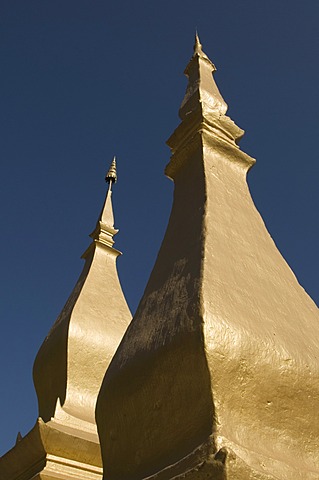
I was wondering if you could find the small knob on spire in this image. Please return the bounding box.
[105,156,117,185]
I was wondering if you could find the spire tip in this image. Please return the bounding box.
[194,31,203,55]
[105,156,117,185]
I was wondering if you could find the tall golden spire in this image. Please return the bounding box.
[33,157,131,434]
[96,39,319,480]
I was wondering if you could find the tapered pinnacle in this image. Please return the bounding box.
[194,31,203,55]
[105,156,117,185]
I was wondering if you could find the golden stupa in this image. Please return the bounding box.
[1,36,318,480]
[96,35,319,480]
[0,158,132,480]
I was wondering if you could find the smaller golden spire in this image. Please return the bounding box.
[32,154,131,440]
[85,156,119,250]
[105,156,117,186]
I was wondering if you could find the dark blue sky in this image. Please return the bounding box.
[0,0,318,455]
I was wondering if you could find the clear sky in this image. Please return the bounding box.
[0,0,318,456]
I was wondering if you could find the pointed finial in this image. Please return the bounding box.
[193,31,214,68]
[105,156,117,185]
[178,34,226,121]
[194,31,203,55]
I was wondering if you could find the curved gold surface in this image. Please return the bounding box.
[33,168,132,434]
[96,38,319,480]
